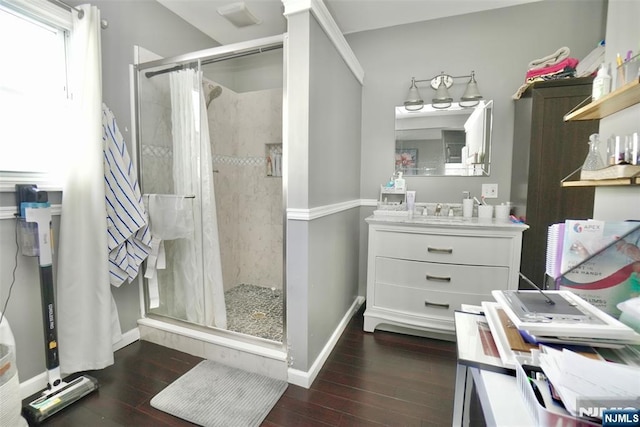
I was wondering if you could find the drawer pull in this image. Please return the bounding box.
[427,247,453,254]
[425,274,451,282]
[424,300,450,309]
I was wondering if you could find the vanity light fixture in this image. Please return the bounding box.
[404,71,483,111]
[404,78,424,111]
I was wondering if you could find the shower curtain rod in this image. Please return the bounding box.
[144,44,283,79]
[143,194,196,199]
[46,0,109,28]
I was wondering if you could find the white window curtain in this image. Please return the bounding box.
[56,4,114,373]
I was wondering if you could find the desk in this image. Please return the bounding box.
[452,304,640,426]
[453,363,534,426]
[452,310,535,426]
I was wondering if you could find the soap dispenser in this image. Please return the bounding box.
[394,171,406,192]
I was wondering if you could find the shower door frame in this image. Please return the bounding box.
[132,34,288,352]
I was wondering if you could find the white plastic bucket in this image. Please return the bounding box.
[0,315,28,427]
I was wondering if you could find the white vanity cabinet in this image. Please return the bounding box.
[364,216,528,336]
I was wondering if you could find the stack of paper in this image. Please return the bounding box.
[482,289,640,422]
[492,290,640,347]
[538,345,640,417]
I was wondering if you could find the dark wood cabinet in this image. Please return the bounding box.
[510,78,599,288]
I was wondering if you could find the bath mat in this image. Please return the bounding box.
[150,360,287,426]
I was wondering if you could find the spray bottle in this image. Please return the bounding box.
[394,171,406,192]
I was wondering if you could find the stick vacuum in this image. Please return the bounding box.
[16,185,99,424]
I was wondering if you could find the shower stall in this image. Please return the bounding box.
[133,36,286,359]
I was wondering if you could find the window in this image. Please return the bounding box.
[0,0,72,188]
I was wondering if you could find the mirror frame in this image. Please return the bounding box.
[394,100,493,177]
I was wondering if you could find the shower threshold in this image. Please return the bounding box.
[137,315,288,382]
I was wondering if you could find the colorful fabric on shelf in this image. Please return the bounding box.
[525,57,579,80]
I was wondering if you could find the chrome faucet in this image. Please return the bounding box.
[435,203,442,216]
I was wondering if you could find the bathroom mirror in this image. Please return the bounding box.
[395,100,493,176]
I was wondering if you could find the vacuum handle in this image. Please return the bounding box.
[39,265,59,371]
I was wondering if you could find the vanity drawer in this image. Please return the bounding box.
[374,230,512,266]
[373,282,490,319]
[375,257,509,295]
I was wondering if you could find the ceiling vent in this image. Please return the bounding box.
[217,2,262,28]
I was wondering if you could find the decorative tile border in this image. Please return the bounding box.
[141,145,266,167]
[213,155,265,167]
[142,144,172,158]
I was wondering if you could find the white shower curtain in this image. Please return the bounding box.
[169,69,227,328]
[56,4,114,373]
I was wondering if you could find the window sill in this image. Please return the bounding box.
[0,171,63,192]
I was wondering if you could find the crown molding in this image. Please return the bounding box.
[282,0,364,85]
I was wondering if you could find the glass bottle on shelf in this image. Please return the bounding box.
[607,134,625,165]
[582,133,605,171]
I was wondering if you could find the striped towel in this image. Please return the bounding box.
[103,104,151,286]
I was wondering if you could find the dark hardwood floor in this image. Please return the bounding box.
[26,306,469,426]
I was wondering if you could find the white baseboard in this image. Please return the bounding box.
[20,300,365,396]
[114,327,140,351]
[19,327,140,399]
[19,371,48,400]
[287,296,364,388]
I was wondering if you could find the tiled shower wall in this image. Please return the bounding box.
[208,85,283,292]
[139,66,283,314]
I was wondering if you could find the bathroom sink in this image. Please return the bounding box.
[412,215,468,224]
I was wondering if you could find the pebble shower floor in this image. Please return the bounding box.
[224,284,283,342]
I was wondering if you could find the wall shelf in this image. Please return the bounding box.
[563,77,640,121]
[561,177,639,187]
[561,161,640,188]
[266,143,282,177]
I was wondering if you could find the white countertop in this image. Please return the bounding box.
[365,213,530,231]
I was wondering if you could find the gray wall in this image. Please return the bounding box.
[0,193,62,382]
[68,0,221,137]
[348,0,606,203]
[350,0,606,295]
[286,12,362,371]
[592,0,640,220]
[1,0,217,381]
[308,18,362,207]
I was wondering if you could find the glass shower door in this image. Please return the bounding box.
[134,37,286,344]
[136,60,227,329]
